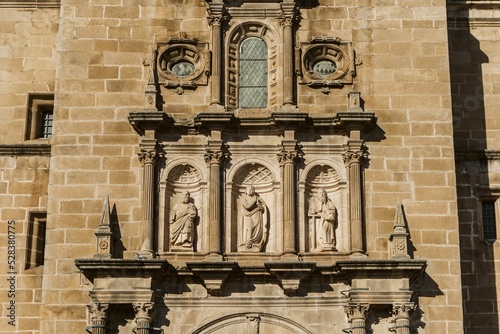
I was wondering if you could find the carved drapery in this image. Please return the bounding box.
[138,139,159,259]
[133,302,154,334]
[278,142,298,255]
[204,147,227,257]
[391,303,415,334]
[343,148,366,257]
[87,302,109,334]
[344,303,369,334]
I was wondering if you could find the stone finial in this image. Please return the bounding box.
[94,196,113,259]
[389,200,411,260]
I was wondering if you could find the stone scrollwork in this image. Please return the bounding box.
[298,36,356,93]
[155,33,210,94]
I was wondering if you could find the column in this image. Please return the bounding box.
[344,303,369,334]
[343,149,366,257]
[87,302,109,334]
[204,148,226,258]
[279,3,296,106]
[278,141,298,256]
[391,303,415,334]
[208,3,224,106]
[133,302,154,334]
[137,139,158,259]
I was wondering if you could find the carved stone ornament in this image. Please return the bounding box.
[170,190,198,251]
[155,33,210,94]
[88,302,109,320]
[297,36,356,92]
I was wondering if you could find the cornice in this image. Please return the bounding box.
[455,149,500,161]
[0,144,51,156]
[0,1,60,8]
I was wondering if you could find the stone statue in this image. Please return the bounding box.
[239,186,267,252]
[170,191,197,249]
[308,188,337,251]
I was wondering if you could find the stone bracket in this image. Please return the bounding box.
[128,111,171,136]
[186,261,238,296]
[265,261,316,296]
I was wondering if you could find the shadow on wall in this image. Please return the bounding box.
[447,2,499,333]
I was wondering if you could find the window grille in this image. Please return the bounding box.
[41,110,53,139]
[482,201,497,240]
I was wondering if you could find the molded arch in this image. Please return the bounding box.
[187,312,314,334]
[226,158,278,186]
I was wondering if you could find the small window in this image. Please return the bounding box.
[25,211,47,269]
[239,37,268,108]
[26,93,54,140]
[482,202,497,240]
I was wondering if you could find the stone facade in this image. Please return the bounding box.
[0,0,499,333]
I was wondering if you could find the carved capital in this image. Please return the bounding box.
[138,149,158,166]
[342,150,368,166]
[132,302,154,320]
[208,14,226,27]
[204,150,226,166]
[344,303,369,321]
[277,150,298,166]
[88,302,109,321]
[278,3,298,27]
[392,302,415,318]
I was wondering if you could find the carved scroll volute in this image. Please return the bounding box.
[133,302,154,334]
[87,302,109,334]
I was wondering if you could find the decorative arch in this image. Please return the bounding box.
[159,162,205,253]
[188,312,314,334]
[226,161,279,253]
[226,21,280,110]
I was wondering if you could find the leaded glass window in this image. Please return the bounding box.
[239,37,268,108]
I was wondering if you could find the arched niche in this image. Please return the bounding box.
[159,163,206,253]
[299,163,348,253]
[225,162,279,253]
[188,312,314,334]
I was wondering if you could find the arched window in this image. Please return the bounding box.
[238,37,268,108]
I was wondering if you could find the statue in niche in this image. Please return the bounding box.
[308,188,337,251]
[170,191,197,250]
[239,186,268,252]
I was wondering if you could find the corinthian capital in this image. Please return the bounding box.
[132,302,154,320]
[342,150,368,166]
[392,302,415,318]
[138,149,158,166]
[344,303,369,321]
[277,150,298,165]
[87,302,109,320]
[204,150,226,166]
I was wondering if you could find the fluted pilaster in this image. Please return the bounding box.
[278,145,298,255]
[137,139,158,258]
[343,149,367,257]
[204,149,226,257]
[391,303,415,334]
[133,302,154,334]
[344,303,369,334]
[279,3,297,106]
[87,302,109,334]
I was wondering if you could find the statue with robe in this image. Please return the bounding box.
[170,191,197,250]
[308,189,337,251]
[239,186,267,252]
